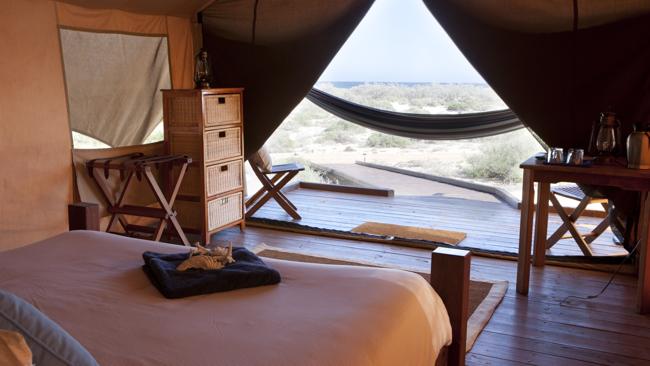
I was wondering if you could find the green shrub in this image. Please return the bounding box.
[324,121,365,134]
[462,141,528,183]
[267,130,296,152]
[365,133,413,148]
[317,129,356,144]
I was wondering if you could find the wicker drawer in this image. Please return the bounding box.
[206,159,243,197]
[205,94,241,127]
[207,191,243,231]
[204,127,241,162]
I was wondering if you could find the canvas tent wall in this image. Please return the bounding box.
[2,0,650,250]
[0,0,197,250]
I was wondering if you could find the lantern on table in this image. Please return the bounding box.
[588,110,622,163]
[194,48,213,89]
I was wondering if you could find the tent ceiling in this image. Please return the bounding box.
[59,0,212,16]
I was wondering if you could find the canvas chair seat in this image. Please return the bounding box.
[546,184,611,256]
[246,149,304,220]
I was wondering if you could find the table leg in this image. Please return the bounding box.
[533,182,550,266]
[517,169,535,295]
[637,191,650,313]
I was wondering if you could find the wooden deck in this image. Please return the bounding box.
[213,226,650,365]
[248,186,627,258]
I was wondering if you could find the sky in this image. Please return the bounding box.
[318,0,486,84]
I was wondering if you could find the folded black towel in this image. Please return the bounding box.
[142,247,281,299]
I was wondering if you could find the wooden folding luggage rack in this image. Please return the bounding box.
[86,153,192,245]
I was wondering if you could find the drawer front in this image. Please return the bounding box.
[207,191,243,231]
[204,127,241,163]
[204,94,241,127]
[206,159,243,197]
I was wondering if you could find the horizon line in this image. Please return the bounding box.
[317,80,489,84]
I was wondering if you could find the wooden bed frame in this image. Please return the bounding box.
[431,247,470,366]
[69,203,471,366]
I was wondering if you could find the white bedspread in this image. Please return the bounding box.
[0,231,451,365]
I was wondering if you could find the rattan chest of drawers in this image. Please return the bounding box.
[162,88,245,244]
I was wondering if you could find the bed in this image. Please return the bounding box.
[0,230,468,365]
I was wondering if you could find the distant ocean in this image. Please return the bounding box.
[318,81,488,88]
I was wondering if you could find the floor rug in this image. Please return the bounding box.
[246,217,634,274]
[352,221,466,245]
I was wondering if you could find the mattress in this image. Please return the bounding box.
[0,231,451,365]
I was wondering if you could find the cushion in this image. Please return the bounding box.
[0,330,32,366]
[249,145,273,172]
[0,289,99,366]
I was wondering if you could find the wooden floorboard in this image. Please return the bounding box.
[212,226,649,366]
[250,188,628,258]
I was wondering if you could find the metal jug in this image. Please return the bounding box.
[627,125,650,169]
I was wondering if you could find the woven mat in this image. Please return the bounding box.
[351,221,466,245]
[253,244,506,351]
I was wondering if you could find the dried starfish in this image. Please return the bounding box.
[176,243,235,271]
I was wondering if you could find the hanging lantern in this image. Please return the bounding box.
[194,48,213,89]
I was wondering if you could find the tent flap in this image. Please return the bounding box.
[60,29,171,147]
[423,0,650,151]
[57,2,195,147]
[201,0,375,157]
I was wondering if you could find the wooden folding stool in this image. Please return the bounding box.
[246,162,304,220]
[546,184,612,256]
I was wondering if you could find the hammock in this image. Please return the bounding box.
[306,88,524,140]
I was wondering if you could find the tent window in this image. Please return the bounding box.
[60,29,171,148]
[71,132,110,149]
[316,0,508,115]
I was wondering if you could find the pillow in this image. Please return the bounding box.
[249,145,273,172]
[0,289,99,366]
[0,330,32,366]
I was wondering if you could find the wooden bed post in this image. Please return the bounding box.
[431,247,471,366]
[68,202,100,231]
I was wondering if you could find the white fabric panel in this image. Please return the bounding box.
[60,29,171,147]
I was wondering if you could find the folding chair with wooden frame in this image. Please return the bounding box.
[546,184,612,256]
[246,162,304,220]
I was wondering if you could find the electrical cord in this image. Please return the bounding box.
[560,238,641,306]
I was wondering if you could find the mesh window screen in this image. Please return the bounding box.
[60,29,171,147]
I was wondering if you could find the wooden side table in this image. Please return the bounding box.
[517,156,650,313]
